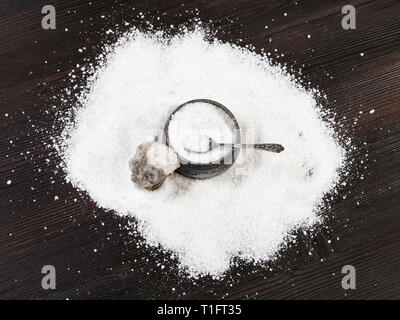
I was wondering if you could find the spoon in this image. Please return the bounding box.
[185,137,284,154]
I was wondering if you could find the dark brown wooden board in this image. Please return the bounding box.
[1,0,400,300]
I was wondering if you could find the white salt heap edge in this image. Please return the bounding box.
[58,28,345,277]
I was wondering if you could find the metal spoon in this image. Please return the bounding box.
[185,137,284,154]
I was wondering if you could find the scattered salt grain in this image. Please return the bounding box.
[58,27,346,277]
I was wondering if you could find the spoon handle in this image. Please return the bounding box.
[224,143,284,153]
[253,143,284,153]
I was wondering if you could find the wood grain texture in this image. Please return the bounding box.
[1,0,400,300]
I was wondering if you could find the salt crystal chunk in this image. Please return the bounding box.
[129,142,179,191]
[146,142,180,175]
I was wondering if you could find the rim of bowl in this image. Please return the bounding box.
[164,99,241,166]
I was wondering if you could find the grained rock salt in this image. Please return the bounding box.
[57,27,346,277]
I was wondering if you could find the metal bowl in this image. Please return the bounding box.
[164,99,241,179]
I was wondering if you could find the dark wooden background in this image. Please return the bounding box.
[1,0,400,300]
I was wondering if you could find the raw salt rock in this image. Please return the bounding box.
[129,141,180,191]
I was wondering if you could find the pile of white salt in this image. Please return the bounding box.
[58,28,345,277]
